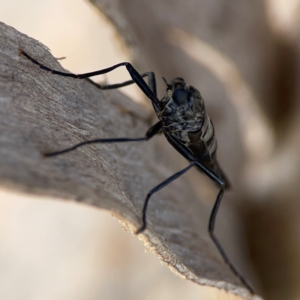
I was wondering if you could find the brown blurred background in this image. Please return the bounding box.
[1,0,300,299]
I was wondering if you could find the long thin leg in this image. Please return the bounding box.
[85,71,157,97]
[89,72,157,96]
[43,121,162,157]
[162,133,254,293]
[208,188,254,294]
[20,50,160,110]
[197,161,254,293]
[136,161,196,234]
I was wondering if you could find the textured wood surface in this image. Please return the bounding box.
[0,22,261,300]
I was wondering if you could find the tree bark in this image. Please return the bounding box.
[0,22,259,300]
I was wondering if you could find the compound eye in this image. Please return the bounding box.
[173,88,187,105]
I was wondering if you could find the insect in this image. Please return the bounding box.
[20,49,254,294]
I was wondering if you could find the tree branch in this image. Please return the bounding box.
[0,22,258,299]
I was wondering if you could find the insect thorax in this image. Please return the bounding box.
[157,82,217,162]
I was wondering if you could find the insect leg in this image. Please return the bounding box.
[195,161,254,294]
[44,121,162,157]
[87,72,157,97]
[162,133,254,292]
[136,161,196,234]
[20,50,160,110]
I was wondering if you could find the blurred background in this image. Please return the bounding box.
[0,0,300,299]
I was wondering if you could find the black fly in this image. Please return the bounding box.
[20,50,254,294]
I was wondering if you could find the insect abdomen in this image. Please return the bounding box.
[188,116,230,189]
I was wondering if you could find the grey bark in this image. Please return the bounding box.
[0,22,260,300]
